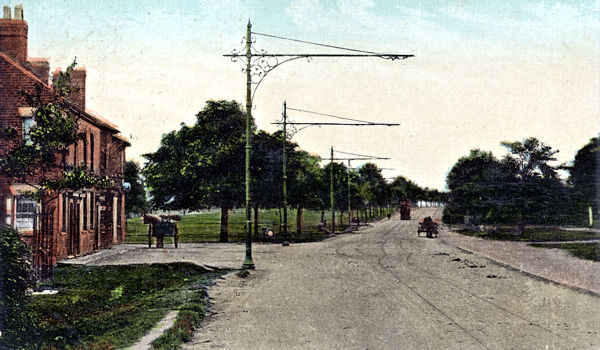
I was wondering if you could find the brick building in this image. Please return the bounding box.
[0,5,129,272]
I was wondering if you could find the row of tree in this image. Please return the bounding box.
[443,137,599,227]
[138,100,442,241]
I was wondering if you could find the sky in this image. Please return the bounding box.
[7,0,600,190]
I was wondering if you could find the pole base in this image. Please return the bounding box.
[242,258,255,270]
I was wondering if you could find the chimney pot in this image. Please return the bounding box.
[0,5,28,63]
[14,4,23,20]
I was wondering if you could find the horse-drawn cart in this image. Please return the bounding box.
[143,214,180,248]
[417,216,438,238]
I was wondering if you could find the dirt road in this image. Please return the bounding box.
[183,208,600,349]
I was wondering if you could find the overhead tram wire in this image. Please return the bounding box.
[250,32,413,60]
[335,150,389,158]
[272,107,400,127]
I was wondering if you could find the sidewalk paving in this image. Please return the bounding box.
[439,227,600,296]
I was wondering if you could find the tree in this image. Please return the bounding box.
[143,127,206,210]
[143,100,250,242]
[357,163,387,217]
[569,137,600,225]
[250,130,285,237]
[390,176,423,202]
[444,139,568,227]
[322,162,349,228]
[124,160,147,215]
[443,149,513,224]
[0,226,38,349]
[501,137,566,225]
[501,137,559,180]
[288,150,323,234]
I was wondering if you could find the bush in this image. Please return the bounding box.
[0,225,38,349]
[442,205,463,224]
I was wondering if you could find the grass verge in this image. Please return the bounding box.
[126,209,393,244]
[455,227,600,242]
[529,242,600,262]
[30,263,226,349]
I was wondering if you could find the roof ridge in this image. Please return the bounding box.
[0,52,122,134]
[0,51,50,88]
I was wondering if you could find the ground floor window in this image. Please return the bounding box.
[62,193,68,232]
[15,197,38,232]
[4,197,12,225]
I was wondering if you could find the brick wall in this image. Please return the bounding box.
[0,8,128,268]
[0,18,27,64]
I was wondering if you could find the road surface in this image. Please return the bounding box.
[184,208,600,349]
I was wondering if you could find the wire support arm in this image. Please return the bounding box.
[224,53,413,59]
[272,122,399,126]
[328,157,390,161]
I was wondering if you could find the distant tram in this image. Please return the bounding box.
[400,200,411,220]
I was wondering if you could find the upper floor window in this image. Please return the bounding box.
[90,134,95,173]
[83,134,88,169]
[22,117,34,144]
[18,107,35,145]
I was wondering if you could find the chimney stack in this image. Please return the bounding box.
[54,67,87,110]
[28,58,50,84]
[0,5,28,63]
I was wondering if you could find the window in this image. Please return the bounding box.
[83,194,88,230]
[73,141,78,166]
[83,134,88,169]
[117,195,121,227]
[90,134,95,172]
[18,107,35,145]
[90,194,94,229]
[62,193,67,232]
[15,197,37,232]
[5,197,11,226]
[22,117,34,144]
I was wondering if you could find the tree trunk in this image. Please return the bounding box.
[220,206,229,243]
[296,205,303,236]
[253,204,259,239]
[321,210,325,223]
[279,207,282,234]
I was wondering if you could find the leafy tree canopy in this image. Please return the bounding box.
[143,100,252,210]
[124,160,148,215]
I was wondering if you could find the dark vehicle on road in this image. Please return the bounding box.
[418,216,438,238]
[400,200,411,220]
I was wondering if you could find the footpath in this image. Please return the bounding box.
[439,227,600,296]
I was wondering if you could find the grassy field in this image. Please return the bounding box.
[529,242,600,262]
[126,208,392,244]
[455,227,600,242]
[29,263,226,349]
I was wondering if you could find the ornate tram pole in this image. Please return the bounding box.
[242,21,255,269]
[225,20,413,269]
